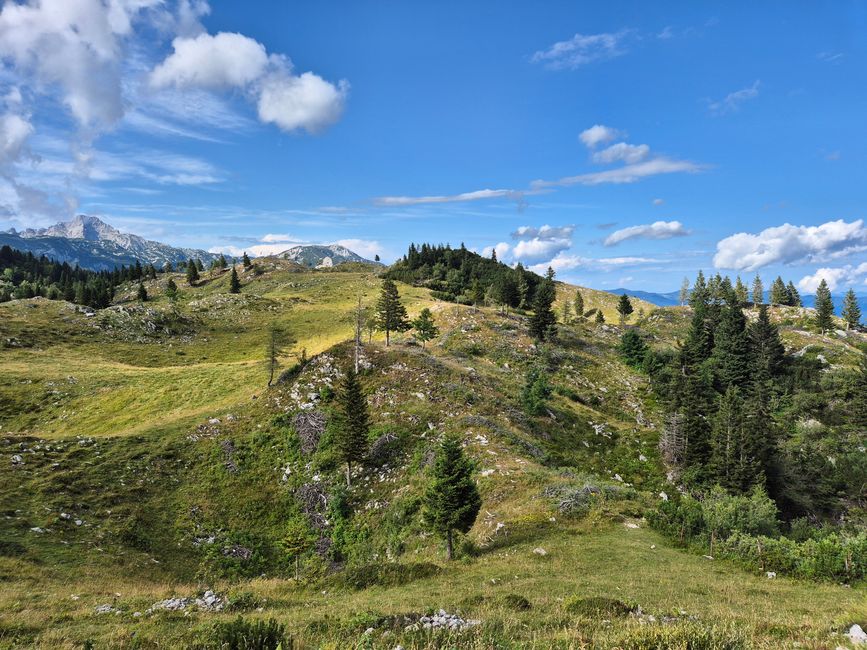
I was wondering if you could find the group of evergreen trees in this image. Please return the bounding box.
[650,270,865,519]
[386,243,542,310]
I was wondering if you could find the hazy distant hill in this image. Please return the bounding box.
[279,243,378,268]
[2,215,220,271]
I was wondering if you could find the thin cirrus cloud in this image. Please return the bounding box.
[713,219,867,271]
[708,80,761,115]
[374,125,704,208]
[530,30,632,70]
[604,220,690,246]
[529,253,658,275]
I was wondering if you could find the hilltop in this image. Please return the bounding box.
[279,244,379,268]
[0,252,865,649]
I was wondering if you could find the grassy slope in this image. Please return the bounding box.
[0,264,865,649]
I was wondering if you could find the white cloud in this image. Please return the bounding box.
[260,233,297,243]
[513,237,572,263]
[592,142,650,165]
[373,188,523,207]
[797,263,867,293]
[604,220,689,246]
[713,219,867,271]
[579,124,622,148]
[511,224,574,240]
[708,80,761,116]
[0,113,34,166]
[531,30,631,70]
[149,32,269,89]
[481,242,511,259]
[653,198,664,206]
[331,238,384,260]
[533,157,704,189]
[257,71,348,134]
[149,31,347,134]
[529,253,658,274]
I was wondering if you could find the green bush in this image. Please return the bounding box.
[502,593,531,611]
[330,562,441,590]
[207,617,292,650]
[565,596,635,618]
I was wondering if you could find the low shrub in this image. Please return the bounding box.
[565,596,635,618]
[207,617,292,650]
[502,593,531,611]
[616,621,749,650]
[330,561,441,590]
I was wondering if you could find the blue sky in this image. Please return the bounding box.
[1,1,867,292]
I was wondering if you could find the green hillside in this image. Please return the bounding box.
[0,258,865,649]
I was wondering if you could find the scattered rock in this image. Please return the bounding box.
[849,624,867,644]
[533,547,547,556]
[11,454,23,465]
[766,571,776,579]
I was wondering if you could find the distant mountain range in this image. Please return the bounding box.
[279,244,378,268]
[1,215,220,271]
[610,287,867,318]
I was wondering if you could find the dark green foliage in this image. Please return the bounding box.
[749,305,785,381]
[229,267,241,293]
[689,270,708,308]
[136,282,147,302]
[0,244,124,308]
[529,278,557,341]
[521,365,552,415]
[375,278,410,346]
[165,277,178,300]
[619,329,648,368]
[333,369,370,486]
[386,243,540,308]
[852,353,867,427]
[814,279,834,333]
[573,290,584,319]
[711,306,750,390]
[786,281,801,307]
[242,251,252,268]
[751,274,764,304]
[565,596,635,618]
[769,276,788,305]
[594,309,604,324]
[186,260,200,285]
[424,433,481,559]
[617,622,748,650]
[616,293,633,324]
[331,562,441,589]
[842,288,862,329]
[411,307,439,348]
[207,617,292,650]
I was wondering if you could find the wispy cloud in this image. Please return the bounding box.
[532,157,704,189]
[604,220,690,246]
[531,30,632,70]
[373,188,527,207]
[708,80,761,115]
[817,51,844,64]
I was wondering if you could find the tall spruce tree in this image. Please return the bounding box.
[749,304,785,381]
[689,270,708,308]
[242,251,252,268]
[136,282,147,302]
[516,263,530,310]
[334,369,370,486]
[574,289,585,319]
[617,293,634,326]
[529,278,557,341]
[814,279,834,333]
[680,370,715,480]
[165,277,178,301]
[682,302,714,367]
[769,276,788,305]
[375,278,410,346]
[711,305,751,390]
[229,267,241,293]
[752,274,764,305]
[786,281,802,307]
[841,288,862,329]
[186,261,199,285]
[424,434,481,560]
[734,276,749,305]
[709,386,747,491]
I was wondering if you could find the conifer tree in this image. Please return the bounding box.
[786,281,802,307]
[334,368,370,487]
[529,278,557,341]
[186,261,199,285]
[680,370,715,479]
[375,278,410,346]
[841,288,862,330]
[165,277,178,300]
[749,304,785,381]
[242,252,252,268]
[561,298,571,324]
[734,276,749,305]
[595,309,605,324]
[516,266,530,310]
[196,258,204,272]
[229,267,241,294]
[617,293,634,326]
[424,433,481,560]
[711,305,751,390]
[266,325,295,386]
[411,307,439,348]
[689,271,708,308]
[574,289,584,319]
[752,274,764,304]
[521,365,552,415]
[682,302,713,367]
[620,329,648,368]
[710,386,746,491]
[769,276,788,305]
[851,353,867,427]
[137,282,147,302]
[814,279,834,333]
